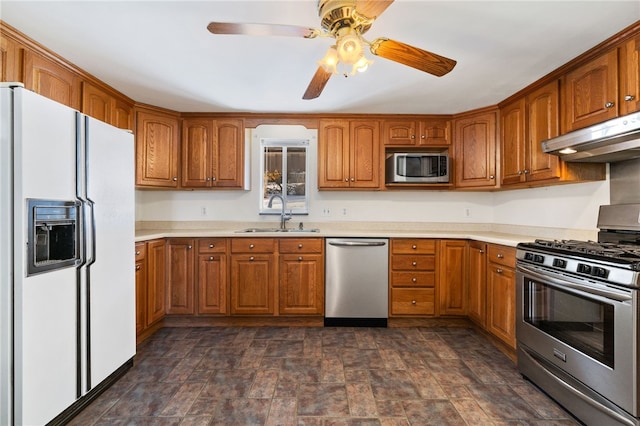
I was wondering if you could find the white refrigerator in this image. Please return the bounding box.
[0,83,136,425]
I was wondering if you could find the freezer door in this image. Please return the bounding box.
[9,87,79,425]
[82,115,135,390]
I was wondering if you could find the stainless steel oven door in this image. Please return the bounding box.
[516,263,637,416]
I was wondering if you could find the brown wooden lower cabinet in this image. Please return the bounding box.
[438,240,468,316]
[166,238,195,315]
[135,239,166,339]
[196,238,228,315]
[467,240,487,327]
[230,238,277,315]
[278,238,324,315]
[485,244,517,349]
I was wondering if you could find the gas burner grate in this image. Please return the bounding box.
[532,239,640,260]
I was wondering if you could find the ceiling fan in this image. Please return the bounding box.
[207,0,457,100]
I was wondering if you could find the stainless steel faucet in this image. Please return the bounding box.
[267,194,291,230]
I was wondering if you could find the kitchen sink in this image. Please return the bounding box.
[235,227,320,233]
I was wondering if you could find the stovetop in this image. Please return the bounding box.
[516,239,640,288]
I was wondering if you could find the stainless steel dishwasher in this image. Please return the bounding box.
[325,238,389,327]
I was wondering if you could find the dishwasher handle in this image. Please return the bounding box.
[328,241,387,247]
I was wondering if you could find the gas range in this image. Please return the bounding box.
[516,239,640,288]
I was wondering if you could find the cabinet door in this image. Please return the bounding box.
[382,119,418,145]
[620,34,640,115]
[197,254,227,314]
[136,109,180,188]
[500,98,527,186]
[181,118,213,188]
[454,110,497,188]
[418,119,450,146]
[146,239,166,325]
[82,81,112,124]
[527,80,561,182]
[112,97,134,131]
[230,254,275,315]
[438,240,468,316]
[135,260,147,336]
[166,239,195,315]
[467,241,486,327]
[279,253,324,315]
[23,50,81,109]
[487,264,516,349]
[562,49,619,132]
[0,35,21,82]
[318,119,350,188]
[349,120,380,189]
[213,118,244,188]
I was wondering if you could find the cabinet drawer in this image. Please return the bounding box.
[198,238,227,253]
[391,239,436,254]
[135,242,146,260]
[391,254,435,271]
[279,238,323,253]
[390,271,435,287]
[231,238,276,253]
[390,288,435,315]
[487,244,516,267]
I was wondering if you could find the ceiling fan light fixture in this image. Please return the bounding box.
[318,45,339,74]
[336,32,364,64]
[352,55,372,74]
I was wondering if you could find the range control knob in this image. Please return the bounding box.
[533,254,545,263]
[592,267,609,278]
[577,263,592,274]
[552,258,567,268]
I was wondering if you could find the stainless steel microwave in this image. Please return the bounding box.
[385,152,449,183]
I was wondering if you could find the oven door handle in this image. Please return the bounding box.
[517,264,633,303]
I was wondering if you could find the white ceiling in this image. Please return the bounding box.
[2,1,639,114]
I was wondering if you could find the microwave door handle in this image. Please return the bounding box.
[517,264,632,303]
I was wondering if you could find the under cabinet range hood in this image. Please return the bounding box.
[542,111,640,163]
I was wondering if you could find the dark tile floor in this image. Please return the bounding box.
[70,326,579,425]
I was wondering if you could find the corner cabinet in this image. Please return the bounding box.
[135,239,166,341]
[135,107,181,188]
[181,118,244,189]
[318,119,381,189]
[453,109,498,189]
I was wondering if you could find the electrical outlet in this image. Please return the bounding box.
[342,208,348,216]
[465,208,472,218]
[321,208,332,217]
[200,206,207,216]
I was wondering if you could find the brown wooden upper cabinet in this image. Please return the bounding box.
[562,49,620,133]
[81,81,133,130]
[318,119,381,189]
[181,118,244,189]
[383,118,450,146]
[135,108,180,188]
[620,34,640,116]
[23,50,81,110]
[453,109,497,189]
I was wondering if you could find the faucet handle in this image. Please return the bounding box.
[284,210,292,221]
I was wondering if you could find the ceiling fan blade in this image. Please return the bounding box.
[355,0,395,20]
[302,67,333,100]
[370,38,456,77]
[207,22,318,38]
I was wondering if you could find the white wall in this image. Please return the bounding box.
[136,125,610,231]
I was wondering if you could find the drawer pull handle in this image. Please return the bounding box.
[605,101,615,108]
[187,245,192,249]
[412,277,417,283]
[250,256,254,261]
[479,250,484,254]
[412,245,417,249]
[298,256,303,261]
[496,268,503,273]
[136,265,140,271]
[135,250,140,255]
[412,261,417,266]
[249,244,255,249]
[497,254,504,259]
[209,256,214,261]
[209,244,214,248]
[625,95,635,101]
[298,244,303,248]
[412,300,417,305]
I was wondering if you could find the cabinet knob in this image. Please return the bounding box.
[496,268,503,273]
[517,170,523,175]
[209,244,214,248]
[411,300,417,305]
[605,102,615,108]
[412,277,417,283]
[412,261,417,266]
[625,95,636,101]
[497,253,504,258]
[479,250,484,254]
[187,245,192,249]
[249,256,254,261]
[345,178,349,182]
[298,243,303,248]
[490,175,495,180]
[135,251,140,255]
[523,169,529,174]
[209,256,214,261]
[206,177,211,181]
[411,135,416,139]
[172,177,178,181]
[298,256,303,261]
[421,135,426,139]
[212,177,216,181]
[136,265,140,270]
[350,178,355,182]
[412,245,417,249]
[249,244,255,249]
